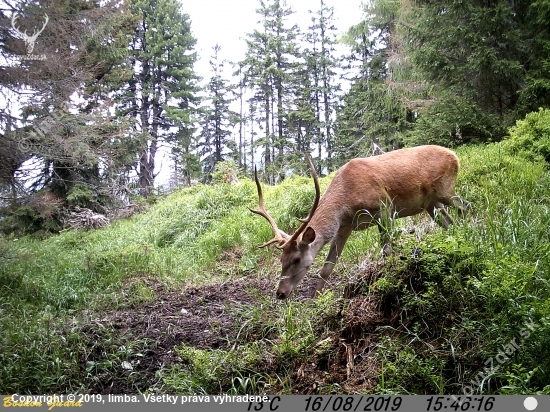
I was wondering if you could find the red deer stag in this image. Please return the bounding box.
[250,145,469,300]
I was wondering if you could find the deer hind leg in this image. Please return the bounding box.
[451,195,471,218]
[428,201,454,229]
[313,226,352,297]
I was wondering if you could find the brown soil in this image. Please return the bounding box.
[80,263,391,394]
[81,276,272,393]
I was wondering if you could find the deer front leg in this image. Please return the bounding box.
[313,226,352,297]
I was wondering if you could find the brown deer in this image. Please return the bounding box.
[250,145,469,299]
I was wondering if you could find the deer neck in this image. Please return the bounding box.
[306,202,342,256]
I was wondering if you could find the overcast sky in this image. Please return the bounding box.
[180,0,365,79]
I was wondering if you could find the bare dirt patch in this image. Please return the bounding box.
[81,276,276,393]
[287,294,385,394]
[287,263,392,394]
[79,262,391,394]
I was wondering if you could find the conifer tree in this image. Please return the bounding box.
[115,0,199,197]
[334,0,409,166]
[198,45,238,180]
[304,0,341,172]
[1,0,136,229]
[242,1,273,176]
[393,0,550,144]
[242,0,300,183]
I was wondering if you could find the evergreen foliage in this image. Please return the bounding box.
[115,0,199,197]
[1,0,550,396]
[241,0,302,183]
[0,0,136,233]
[504,108,550,162]
[198,45,238,180]
[303,0,341,172]
[3,0,550,230]
[337,0,550,148]
[334,0,409,162]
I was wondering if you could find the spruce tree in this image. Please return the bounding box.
[116,0,199,197]
[198,45,238,180]
[304,0,341,172]
[395,0,549,144]
[242,0,300,183]
[1,0,136,230]
[334,0,408,167]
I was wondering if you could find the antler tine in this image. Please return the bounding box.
[11,14,23,34]
[279,154,320,248]
[248,167,289,248]
[31,14,49,39]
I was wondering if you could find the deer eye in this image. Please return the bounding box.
[293,258,301,265]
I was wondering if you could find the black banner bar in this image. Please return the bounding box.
[2,395,546,412]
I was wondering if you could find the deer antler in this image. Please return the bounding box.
[248,167,290,248]
[279,154,320,248]
[249,154,320,249]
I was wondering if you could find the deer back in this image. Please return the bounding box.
[308,145,460,233]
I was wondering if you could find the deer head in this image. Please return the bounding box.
[11,13,49,55]
[249,155,320,299]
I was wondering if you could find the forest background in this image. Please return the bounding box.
[2,0,549,233]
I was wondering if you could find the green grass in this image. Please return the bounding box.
[368,143,550,395]
[1,141,550,394]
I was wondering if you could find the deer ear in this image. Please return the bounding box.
[300,227,316,246]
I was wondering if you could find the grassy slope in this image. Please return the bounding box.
[1,143,549,394]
